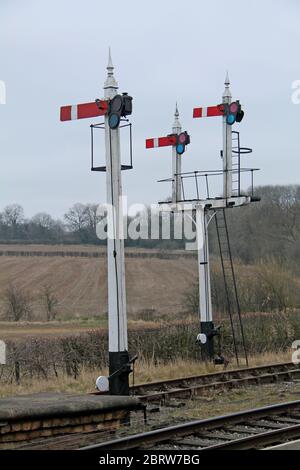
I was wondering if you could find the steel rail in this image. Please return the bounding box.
[5,362,300,450]
[90,362,300,402]
[128,362,300,402]
[80,400,300,451]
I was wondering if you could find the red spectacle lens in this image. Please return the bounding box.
[178,133,187,144]
[229,102,239,113]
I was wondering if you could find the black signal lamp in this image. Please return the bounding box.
[224,100,244,126]
[108,93,133,129]
[122,93,133,116]
[176,131,190,155]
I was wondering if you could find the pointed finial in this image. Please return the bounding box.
[223,71,232,100]
[172,102,181,133]
[107,47,113,74]
[225,71,230,87]
[104,47,118,96]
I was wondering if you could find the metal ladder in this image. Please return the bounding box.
[231,131,241,197]
[215,208,248,367]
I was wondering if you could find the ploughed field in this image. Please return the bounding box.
[0,244,197,325]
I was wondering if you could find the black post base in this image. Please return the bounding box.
[109,351,131,396]
[200,321,215,361]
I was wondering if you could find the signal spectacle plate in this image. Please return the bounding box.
[178,132,188,144]
[176,143,185,154]
[226,114,236,125]
[229,102,239,113]
[109,113,120,129]
[110,94,123,113]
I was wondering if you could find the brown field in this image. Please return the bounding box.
[0,321,100,340]
[0,245,197,321]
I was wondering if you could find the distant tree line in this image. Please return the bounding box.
[1,185,300,266]
[0,203,101,245]
[0,202,186,249]
[217,185,300,268]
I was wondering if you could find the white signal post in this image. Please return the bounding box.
[60,51,131,395]
[147,75,256,364]
[196,206,213,347]
[172,104,182,203]
[145,105,189,203]
[223,72,233,199]
[104,51,130,395]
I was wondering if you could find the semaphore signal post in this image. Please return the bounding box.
[146,104,190,204]
[60,53,259,375]
[148,75,259,366]
[60,50,134,396]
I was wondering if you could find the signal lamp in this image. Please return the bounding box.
[108,93,133,129]
[176,131,190,155]
[236,109,244,123]
[122,93,133,116]
[224,100,244,126]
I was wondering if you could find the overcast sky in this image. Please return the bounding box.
[0,0,299,218]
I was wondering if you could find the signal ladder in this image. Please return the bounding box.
[231,130,241,197]
[215,208,248,366]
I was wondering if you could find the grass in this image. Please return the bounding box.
[0,351,292,399]
[0,319,104,340]
[0,318,189,340]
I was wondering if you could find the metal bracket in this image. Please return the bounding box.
[90,121,133,172]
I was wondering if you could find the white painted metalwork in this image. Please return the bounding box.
[172,103,182,203]
[104,50,128,353]
[222,72,233,199]
[196,206,213,323]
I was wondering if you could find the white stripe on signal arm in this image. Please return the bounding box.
[202,107,208,118]
[154,138,159,148]
[71,105,77,120]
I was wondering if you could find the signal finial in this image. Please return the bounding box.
[104,47,118,95]
[223,71,232,100]
[173,102,181,133]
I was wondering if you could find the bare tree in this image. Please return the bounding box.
[41,284,58,321]
[2,204,24,227]
[31,212,55,230]
[85,203,101,230]
[64,203,88,232]
[4,284,32,322]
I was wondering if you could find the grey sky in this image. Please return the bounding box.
[0,0,299,218]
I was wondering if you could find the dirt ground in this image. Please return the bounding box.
[0,246,197,320]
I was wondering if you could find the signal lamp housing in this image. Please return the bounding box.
[224,100,244,126]
[176,131,190,155]
[108,93,133,129]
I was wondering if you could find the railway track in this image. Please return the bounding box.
[81,400,300,451]
[129,362,300,402]
[13,361,300,450]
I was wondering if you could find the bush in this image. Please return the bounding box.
[1,311,300,385]
[4,284,32,321]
